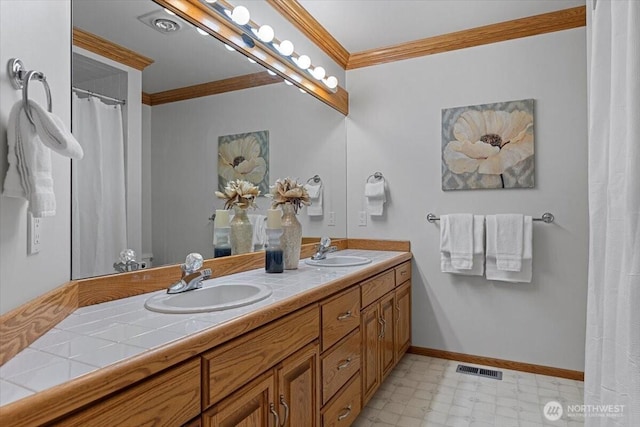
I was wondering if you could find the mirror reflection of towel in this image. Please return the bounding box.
[364,181,386,216]
[305,183,323,216]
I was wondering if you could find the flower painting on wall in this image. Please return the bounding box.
[218,130,269,195]
[441,99,534,190]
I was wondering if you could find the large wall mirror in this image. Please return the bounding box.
[71,0,347,280]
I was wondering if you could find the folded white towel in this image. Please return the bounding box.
[440,214,474,269]
[440,214,484,276]
[304,183,323,216]
[495,214,524,271]
[29,100,84,160]
[486,215,533,283]
[3,102,56,217]
[364,181,386,216]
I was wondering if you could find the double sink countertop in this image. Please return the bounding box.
[0,249,410,410]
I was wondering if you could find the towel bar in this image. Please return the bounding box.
[426,212,554,224]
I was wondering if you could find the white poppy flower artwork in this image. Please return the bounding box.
[218,130,269,194]
[442,99,535,190]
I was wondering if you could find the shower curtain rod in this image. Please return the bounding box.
[72,87,125,105]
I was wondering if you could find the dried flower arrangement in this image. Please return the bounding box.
[268,177,311,214]
[215,179,260,209]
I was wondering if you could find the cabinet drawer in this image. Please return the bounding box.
[361,270,395,308]
[321,374,361,427]
[202,305,319,408]
[321,287,360,351]
[395,261,411,284]
[54,358,201,427]
[321,328,361,405]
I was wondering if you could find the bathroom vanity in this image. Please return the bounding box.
[0,244,411,427]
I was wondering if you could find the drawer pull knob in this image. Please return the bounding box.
[337,404,352,421]
[270,403,280,427]
[337,311,352,321]
[337,357,352,370]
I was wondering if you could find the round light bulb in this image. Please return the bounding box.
[231,6,250,25]
[247,58,256,64]
[164,8,176,16]
[196,27,208,36]
[267,70,276,76]
[299,88,306,93]
[257,25,274,43]
[205,0,217,3]
[284,79,293,86]
[278,40,294,56]
[312,66,326,80]
[324,76,338,89]
[295,54,311,70]
[224,44,236,52]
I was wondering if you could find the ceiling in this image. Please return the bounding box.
[72,0,586,94]
[298,0,586,53]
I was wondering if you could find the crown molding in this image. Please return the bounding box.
[265,0,350,69]
[347,6,586,70]
[72,27,154,71]
[147,71,283,106]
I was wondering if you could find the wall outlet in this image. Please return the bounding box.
[327,211,335,226]
[27,212,41,255]
[358,211,367,226]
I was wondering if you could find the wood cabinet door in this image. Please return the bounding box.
[276,342,320,427]
[380,292,396,380]
[361,303,380,405]
[203,372,277,427]
[395,281,412,360]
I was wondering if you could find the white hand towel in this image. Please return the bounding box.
[495,214,524,271]
[440,215,485,275]
[486,215,532,283]
[304,183,323,216]
[364,181,386,216]
[29,100,84,160]
[440,214,474,269]
[3,102,56,217]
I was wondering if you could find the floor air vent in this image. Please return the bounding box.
[456,364,503,380]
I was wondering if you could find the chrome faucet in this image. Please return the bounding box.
[113,249,140,273]
[311,237,338,260]
[167,253,212,294]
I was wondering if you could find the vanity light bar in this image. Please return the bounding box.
[199,0,339,93]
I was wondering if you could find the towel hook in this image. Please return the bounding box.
[306,174,322,184]
[7,58,52,125]
[366,171,385,183]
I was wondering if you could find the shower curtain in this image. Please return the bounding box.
[72,93,128,278]
[585,1,639,426]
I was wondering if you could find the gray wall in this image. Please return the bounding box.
[0,0,71,314]
[345,28,588,371]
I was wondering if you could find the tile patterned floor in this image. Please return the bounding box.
[353,354,584,427]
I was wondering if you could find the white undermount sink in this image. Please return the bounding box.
[144,283,272,314]
[305,255,372,267]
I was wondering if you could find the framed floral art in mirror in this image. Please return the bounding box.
[441,99,534,190]
[218,130,270,195]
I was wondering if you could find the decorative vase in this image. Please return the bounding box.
[230,206,253,255]
[280,203,302,269]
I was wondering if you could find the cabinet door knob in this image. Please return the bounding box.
[337,357,352,370]
[337,311,352,321]
[270,403,280,427]
[337,404,352,421]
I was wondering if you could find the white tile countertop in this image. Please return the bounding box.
[0,249,406,407]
